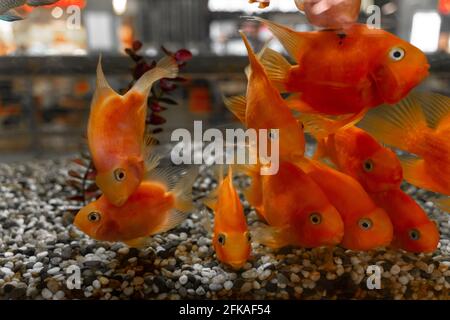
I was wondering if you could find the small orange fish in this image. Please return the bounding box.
[371,190,440,253]
[298,159,393,250]
[248,0,270,8]
[204,167,251,269]
[360,93,450,195]
[294,0,361,29]
[224,32,305,163]
[249,161,344,248]
[249,18,429,116]
[74,163,197,247]
[313,126,403,193]
[88,56,178,206]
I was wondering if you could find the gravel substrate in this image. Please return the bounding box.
[0,159,449,300]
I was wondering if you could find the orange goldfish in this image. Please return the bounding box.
[360,93,450,195]
[294,0,361,29]
[74,162,197,247]
[249,18,429,116]
[249,161,344,248]
[298,159,393,250]
[313,126,403,193]
[204,166,251,269]
[224,32,305,163]
[371,190,439,253]
[88,56,178,206]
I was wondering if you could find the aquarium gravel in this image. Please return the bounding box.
[0,159,449,300]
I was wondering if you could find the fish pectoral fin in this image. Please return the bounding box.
[0,9,24,21]
[299,108,367,140]
[247,16,311,61]
[250,224,292,249]
[433,197,450,213]
[202,196,217,211]
[414,92,450,130]
[400,157,436,192]
[257,47,291,93]
[223,95,247,124]
[152,210,189,234]
[124,237,151,248]
[173,167,199,212]
[199,208,213,234]
[359,95,428,150]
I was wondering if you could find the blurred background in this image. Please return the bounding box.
[0,0,448,162]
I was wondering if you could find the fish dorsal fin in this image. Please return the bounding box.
[223,95,247,124]
[239,31,267,79]
[246,16,311,61]
[415,92,450,130]
[258,47,292,93]
[143,134,159,162]
[359,94,428,150]
[129,56,178,100]
[92,56,116,108]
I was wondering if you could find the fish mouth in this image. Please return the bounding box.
[228,260,247,270]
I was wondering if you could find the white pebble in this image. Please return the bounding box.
[41,288,53,300]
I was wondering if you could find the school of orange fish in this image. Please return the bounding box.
[74,1,450,270]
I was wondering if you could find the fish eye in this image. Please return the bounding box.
[217,233,226,246]
[409,229,421,241]
[358,218,373,230]
[87,211,101,223]
[114,168,126,182]
[245,231,252,243]
[363,159,374,172]
[309,212,322,225]
[389,47,405,61]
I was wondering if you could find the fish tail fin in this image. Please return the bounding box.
[299,108,368,140]
[400,157,436,192]
[258,47,291,93]
[250,224,292,249]
[223,95,247,123]
[359,95,428,151]
[131,55,179,97]
[245,16,310,60]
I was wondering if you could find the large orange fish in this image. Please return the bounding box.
[204,166,251,269]
[313,126,403,193]
[74,162,197,247]
[224,32,305,164]
[249,18,429,117]
[294,0,361,29]
[371,190,440,253]
[88,56,178,206]
[360,93,450,195]
[298,159,393,250]
[249,161,344,248]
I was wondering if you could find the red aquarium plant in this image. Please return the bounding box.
[67,42,192,205]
